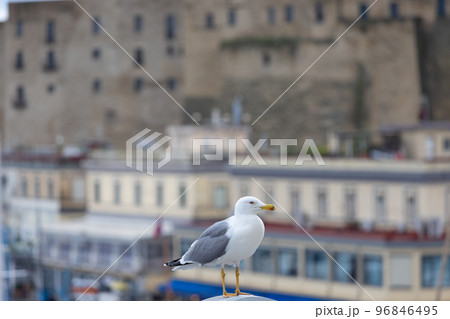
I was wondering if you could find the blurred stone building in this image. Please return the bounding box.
[0,0,449,149]
[1,0,185,149]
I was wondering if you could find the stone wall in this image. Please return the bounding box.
[2,0,184,150]
[423,18,450,121]
[0,22,4,145]
[0,0,448,150]
[209,18,422,144]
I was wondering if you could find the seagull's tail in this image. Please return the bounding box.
[164,258,185,267]
[164,258,197,271]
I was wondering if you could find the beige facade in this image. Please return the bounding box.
[1,0,449,149]
[85,160,231,222]
[231,159,450,231]
[83,152,450,233]
[400,126,450,161]
[4,159,86,213]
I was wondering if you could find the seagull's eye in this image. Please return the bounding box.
[249,201,255,205]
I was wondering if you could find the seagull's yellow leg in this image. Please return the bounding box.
[221,268,237,297]
[235,266,251,295]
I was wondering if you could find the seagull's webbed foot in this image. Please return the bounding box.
[223,292,238,298]
[235,290,251,296]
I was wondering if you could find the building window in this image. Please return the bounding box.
[105,109,117,124]
[134,48,144,66]
[134,77,144,92]
[16,20,24,38]
[252,247,273,273]
[72,178,85,202]
[58,240,71,261]
[77,241,92,264]
[47,84,55,94]
[114,181,121,205]
[213,185,227,209]
[15,51,24,70]
[118,244,134,268]
[374,189,386,223]
[167,77,177,91]
[278,248,298,276]
[290,187,300,213]
[14,85,26,109]
[98,242,113,266]
[135,181,142,206]
[157,182,164,207]
[306,249,328,279]
[43,50,57,71]
[390,2,399,19]
[360,3,369,20]
[92,79,102,93]
[43,236,55,259]
[363,255,383,286]
[92,48,101,60]
[94,180,101,203]
[317,186,327,218]
[228,8,237,26]
[205,13,215,29]
[390,254,411,288]
[422,255,450,287]
[290,186,301,220]
[315,3,324,23]
[267,7,276,25]
[93,16,101,34]
[405,189,418,225]
[443,138,450,151]
[166,14,176,39]
[262,52,271,66]
[438,0,446,18]
[285,5,294,23]
[345,188,357,222]
[179,183,187,208]
[47,178,54,199]
[134,14,143,32]
[17,87,26,105]
[333,252,357,283]
[46,20,55,43]
[166,45,175,56]
[21,176,28,196]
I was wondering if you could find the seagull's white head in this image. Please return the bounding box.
[234,196,275,216]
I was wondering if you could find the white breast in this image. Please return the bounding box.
[216,215,265,266]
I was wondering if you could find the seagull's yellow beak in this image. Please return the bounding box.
[260,204,275,211]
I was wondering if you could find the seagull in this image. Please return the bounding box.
[164,196,275,297]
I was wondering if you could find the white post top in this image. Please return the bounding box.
[203,295,274,301]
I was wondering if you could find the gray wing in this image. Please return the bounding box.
[182,220,230,265]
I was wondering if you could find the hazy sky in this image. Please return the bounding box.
[0,0,63,22]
